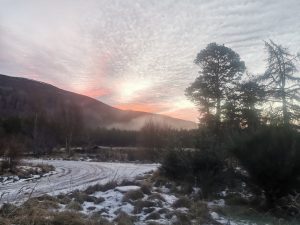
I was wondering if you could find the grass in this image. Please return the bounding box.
[66,201,83,211]
[0,196,113,225]
[114,212,135,225]
[122,189,144,202]
[172,196,192,208]
[140,182,152,195]
[84,181,118,195]
[148,193,165,202]
[133,200,156,214]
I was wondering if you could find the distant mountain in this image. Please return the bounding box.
[0,74,197,130]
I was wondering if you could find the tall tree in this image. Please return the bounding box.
[260,40,300,125]
[58,103,84,155]
[186,43,246,130]
[239,80,265,129]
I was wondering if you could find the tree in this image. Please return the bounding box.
[139,120,171,150]
[0,136,23,172]
[57,103,84,156]
[239,80,265,130]
[231,126,300,208]
[260,40,300,125]
[186,43,246,131]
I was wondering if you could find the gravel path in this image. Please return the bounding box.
[0,159,157,204]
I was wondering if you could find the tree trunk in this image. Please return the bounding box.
[216,97,221,131]
[282,91,289,125]
[33,113,38,156]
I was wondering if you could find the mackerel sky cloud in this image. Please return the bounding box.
[0,0,299,122]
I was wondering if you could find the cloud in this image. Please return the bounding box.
[0,0,299,122]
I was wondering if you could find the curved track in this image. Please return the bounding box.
[0,160,157,204]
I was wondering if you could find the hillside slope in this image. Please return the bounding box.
[0,74,197,130]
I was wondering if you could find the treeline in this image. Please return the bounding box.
[161,40,300,218]
[89,124,196,148]
[0,112,197,171]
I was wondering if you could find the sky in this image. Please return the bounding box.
[0,0,299,122]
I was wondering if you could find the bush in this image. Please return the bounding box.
[172,197,192,208]
[122,190,144,202]
[51,211,86,225]
[160,149,190,180]
[114,212,134,225]
[66,201,83,211]
[231,126,300,208]
[0,136,24,172]
[160,148,224,197]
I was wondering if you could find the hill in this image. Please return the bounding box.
[0,74,197,130]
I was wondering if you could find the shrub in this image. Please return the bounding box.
[66,201,83,211]
[0,136,24,172]
[231,126,300,208]
[140,182,152,195]
[172,197,192,208]
[148,193,165,203]
[133,200,156,214]
[122,190,144,202]
[114,212,134,225]
[173,212,191,225]
[51,211,86,225]
[0,203,18,217]
[160,149,190,180]
[190,201,210,223]
[160,148,224,197]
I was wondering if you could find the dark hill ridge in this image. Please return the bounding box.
[0,74,197,130]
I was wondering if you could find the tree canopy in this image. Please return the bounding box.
[186,43,246,130]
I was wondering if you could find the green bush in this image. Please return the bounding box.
[231,126,300,208]
[160,149,191,180]
[160,148,224,197]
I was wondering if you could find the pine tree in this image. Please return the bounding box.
[186,43,246,131]
[260,40,300,125]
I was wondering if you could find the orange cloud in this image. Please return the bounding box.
[116,103,167,114]
[115,103,198,122]
[163,108,198,123]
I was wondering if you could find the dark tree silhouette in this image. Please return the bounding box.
[260,40,300,125]
[239,80,265,129]
[232,126,300,208]
[186,43,246,131]
[58,103,84,155]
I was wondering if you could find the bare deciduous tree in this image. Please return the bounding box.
[260,40,300,125]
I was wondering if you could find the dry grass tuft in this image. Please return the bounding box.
[122,189,144,202]
[133,200,156,214]
[114,211,135,225]
[172,196,192,209]
[66,201,83,211]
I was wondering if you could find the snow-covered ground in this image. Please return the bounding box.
[0,159,158,205]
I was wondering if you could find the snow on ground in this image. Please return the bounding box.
[0,159,158,205]
[115,185,141,193]
[79,185,179,225]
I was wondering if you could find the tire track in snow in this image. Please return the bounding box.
[0,160,157,204]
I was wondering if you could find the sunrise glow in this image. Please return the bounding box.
[1,0,299,123]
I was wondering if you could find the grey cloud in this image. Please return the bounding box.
[0,0,299,121]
